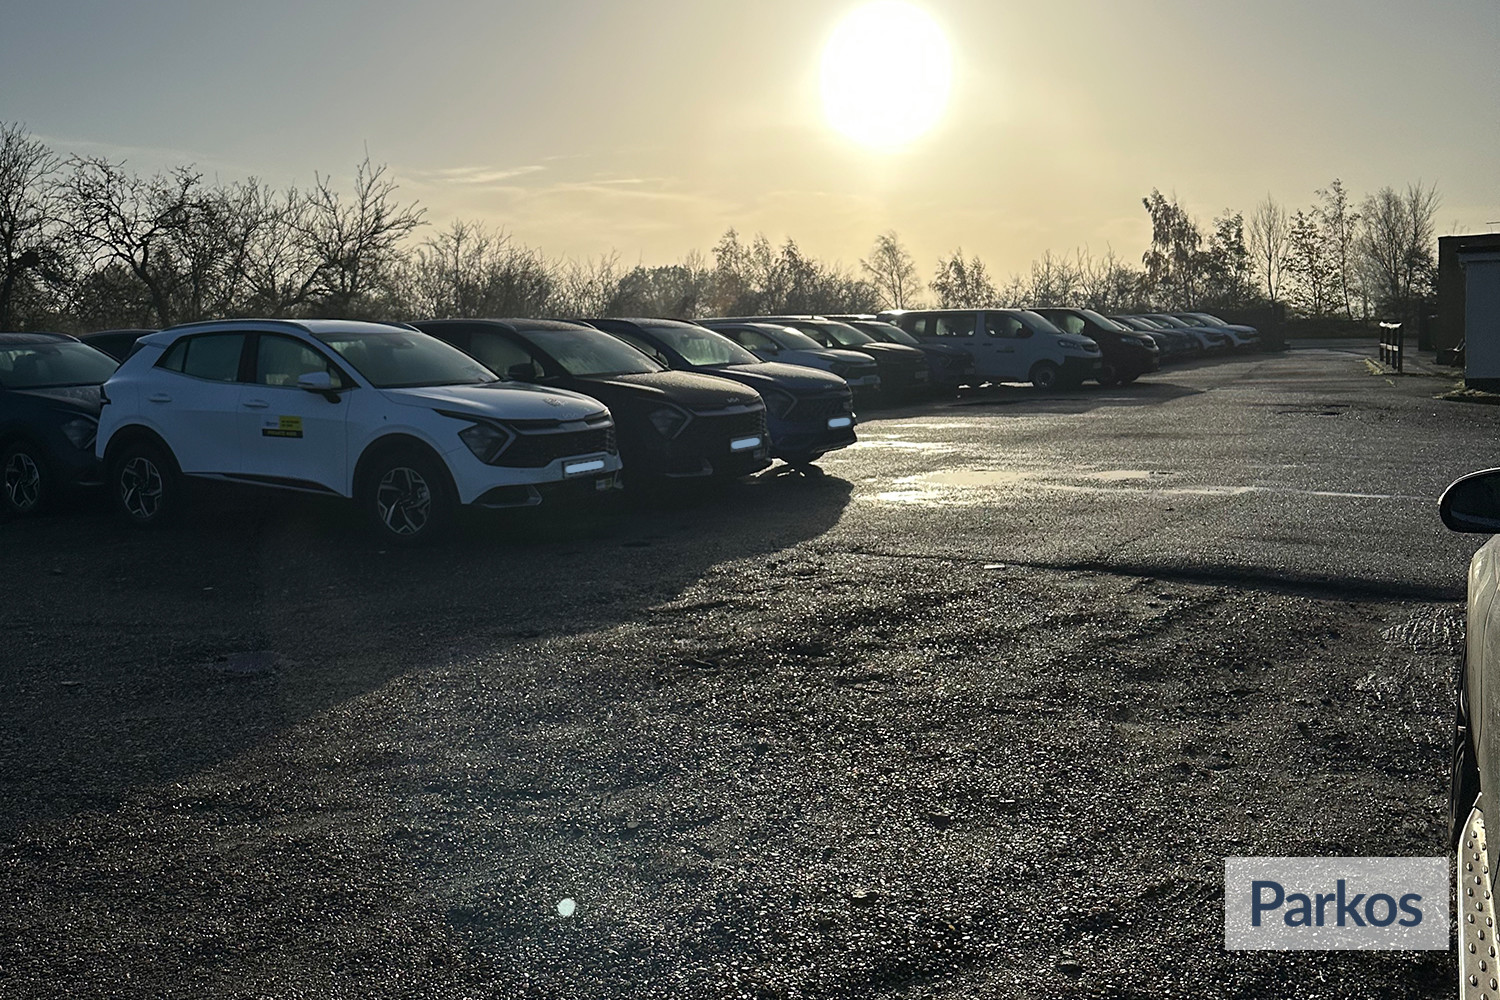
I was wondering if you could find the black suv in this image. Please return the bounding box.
[584,318,856,466]
[0,332,119,515]
[1029,308,1160,386]
[719,316,931,399]
[413,319,771,481]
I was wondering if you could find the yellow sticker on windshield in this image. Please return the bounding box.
[262,415,304,439]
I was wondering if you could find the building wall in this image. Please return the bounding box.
[1437,233,1500,352]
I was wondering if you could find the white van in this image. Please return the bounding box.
[879,309,1101,389]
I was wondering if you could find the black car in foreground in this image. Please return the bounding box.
[828,315,973,389]
[1030,308,1160,386]
[0,332,119,515]
[413,319,771,481]
[584,318,856,466]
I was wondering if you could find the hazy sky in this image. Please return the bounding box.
[3,0,1496,279]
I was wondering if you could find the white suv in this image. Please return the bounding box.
[96,319,622,542]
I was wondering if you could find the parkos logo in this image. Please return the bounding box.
[1224,857,1448,951]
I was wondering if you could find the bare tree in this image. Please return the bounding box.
[296,155,425,317]
[1316,179,1359,320]
[930,249,995,307]
[1247,195,1291,306]
[860,230,921,309]
[398,220,554,319]
[1285,209,1334,317]
[1356,182,1439,321]
[1141,189,1204,307]
[63,158,203,327]
[553,253,622,316]
[0,123,63,330]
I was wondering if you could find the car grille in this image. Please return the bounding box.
[497,427,616,468]
[792,393,853,421]
[686,408,767,449]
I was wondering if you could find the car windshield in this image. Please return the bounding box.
[1126,317,1165,329]
[1019,311,1064,335]
[767,327,827,352]
[1191,312,1230,326]
[1148,315,1191,328]
[855,322,920,346]
[314,330,498,388]
[1078,310,1130,332]
[645,326,760,367]
[528,328,663,377]
[813,322,874,347]
[0,341,118,388]
[1174,315,1210,327]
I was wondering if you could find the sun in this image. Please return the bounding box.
[821,2,952,149]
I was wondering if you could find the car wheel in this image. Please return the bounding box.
[1029,361,1061,391]
[1,442,50,516]
[1095,364,1120,388]
[111,440,182,528]
[1120,373,1141,384]
[361,449,455,545]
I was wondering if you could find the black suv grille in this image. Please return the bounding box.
[497,427,615,468]
[686,408,767,450]
[793,394,853,422]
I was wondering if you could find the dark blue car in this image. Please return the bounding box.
[584,318,857,466]
[0,332,119,515]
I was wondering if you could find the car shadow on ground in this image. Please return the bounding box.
[0,468,853,837]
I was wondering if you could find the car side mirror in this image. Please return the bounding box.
[297,371,333,392]
[507,362,538,382]
[1441,469,1500,533]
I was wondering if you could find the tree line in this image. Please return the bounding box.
[0,122,1441,333]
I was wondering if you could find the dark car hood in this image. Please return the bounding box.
[913,342,971,359]
[700,362,848,394]
[854,342,928,364]
[8,384,103,417]
[577,370,763,411]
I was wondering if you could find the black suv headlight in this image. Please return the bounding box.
[648,405,692,439]
[61,417,97,451]
[759,387,796,419]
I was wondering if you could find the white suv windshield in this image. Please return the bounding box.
[315,330,497,388]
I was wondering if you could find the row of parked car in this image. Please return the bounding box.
[0,309,1262,543]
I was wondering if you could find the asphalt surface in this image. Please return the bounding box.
[1,342,1494,998]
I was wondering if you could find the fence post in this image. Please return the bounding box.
[1379,321,1404,373]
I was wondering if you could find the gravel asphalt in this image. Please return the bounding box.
[1,342,1493,998]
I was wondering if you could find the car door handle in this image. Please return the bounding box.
[148,392,171,403]
[242,399,269,409]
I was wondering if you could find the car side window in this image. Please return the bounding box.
[158,333,246,381]
[908,316,931,337]
[255,334,346,388]
[610,332,670,367]
[470,332,539,378]
[983,314,1025,338]
[936,314,976,338]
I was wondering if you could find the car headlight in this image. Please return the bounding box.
[759,387,796,420]
[61,417,97,451]
[649,405,691,439]
[457,421,512,464]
